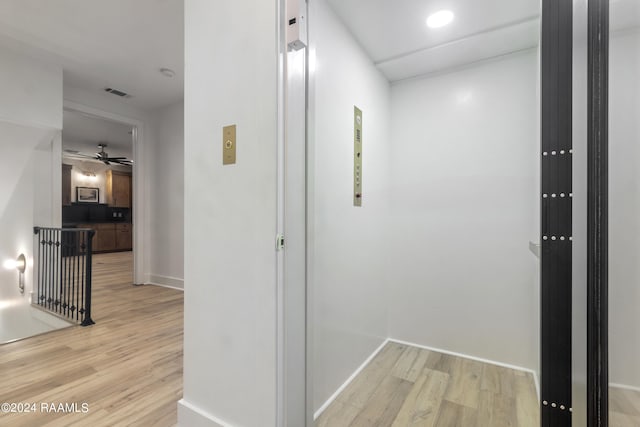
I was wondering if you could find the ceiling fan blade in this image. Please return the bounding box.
[112,159,133,166]
[64,151,95,158]
[63,154,101,163]
[106,157,127,160]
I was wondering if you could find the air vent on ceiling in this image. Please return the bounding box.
[104,87,132,98]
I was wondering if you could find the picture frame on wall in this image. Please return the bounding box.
[76,187,99,203]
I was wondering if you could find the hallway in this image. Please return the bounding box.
[0,252,183,426]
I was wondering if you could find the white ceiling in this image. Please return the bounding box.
[326,0,540,64]
[0,0,183,110]
[326,0,640,82]
[0,0,635,105]
[63,110,133,159]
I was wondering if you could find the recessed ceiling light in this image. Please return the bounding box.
[427,10,454,28]
[159,67,176,78]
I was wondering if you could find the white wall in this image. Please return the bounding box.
[63,159,132,204]
[609,29,640,389]
[0,44,62,128]
[0,45,62,311]
[0,124,59,306]
[34,133,62,227]
[148,101,184,289]
[71,166,106,203]
[387,51,540,371]
[309,0,391,412]
[180,0,278,426]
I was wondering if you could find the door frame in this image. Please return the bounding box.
[540,1,574,424]
[62,101,146,285]
[586,0,609,425]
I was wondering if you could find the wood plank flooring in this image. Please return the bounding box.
[5,251,636,426]
[316,342,540,427]
[610,386,640,427]
[0,252,183,427]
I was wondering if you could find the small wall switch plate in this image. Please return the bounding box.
[223,125,237,165]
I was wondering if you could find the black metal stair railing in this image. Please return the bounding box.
[33,226,95,326]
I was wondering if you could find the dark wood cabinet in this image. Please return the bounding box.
[76,224,98,252]
[106,170,132,208]
[115,223,133,251]
[62,164,72,206]
[96,223,117,252]
[75,223,132,253]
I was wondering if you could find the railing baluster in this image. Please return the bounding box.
[33,227,94,326]
[50,229,54,311]
[43,228,47,308]
[46,228,49,309]
[35,227,41,306]
[66,233,71,317]
[74,237,84,321]
[62,230,68,317]
[81,231,85,320]
[57,229,62,314]
[82,230,95,326]
[71,236,78,320]
[47,229,52,310]
[54,229,60,314]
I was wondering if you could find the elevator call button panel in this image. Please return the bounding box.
[223,124,236,165]
[354,106,362,207]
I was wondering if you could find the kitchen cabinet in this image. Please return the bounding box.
[115,223,133,251]
[96,223,117,252]
[106,170,131,208]
[62,164,72,206]
[75,223,132,253]
[76,224,99,252]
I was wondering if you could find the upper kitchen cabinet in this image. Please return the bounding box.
[62,164,72,206]
[106,170,131,208]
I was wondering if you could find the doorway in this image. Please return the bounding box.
[280,0,625,425]
[62,110,134,252]
[286,0,544,425]
[62,103,146,286]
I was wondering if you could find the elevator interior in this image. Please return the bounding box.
[307,0,543,424]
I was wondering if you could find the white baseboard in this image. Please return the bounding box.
[387,339,540,402]
[610,382,640,393]
[146,274,184,290]
[314,337,541,420]
[177,399,231,427]
[314,338,390,420]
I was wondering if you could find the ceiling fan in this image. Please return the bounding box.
[64,143,133,166]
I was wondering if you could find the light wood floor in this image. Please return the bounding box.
[0,251,183,427]
[316,342,540,427]
[610,386,640,427]
[5,252,636,427]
